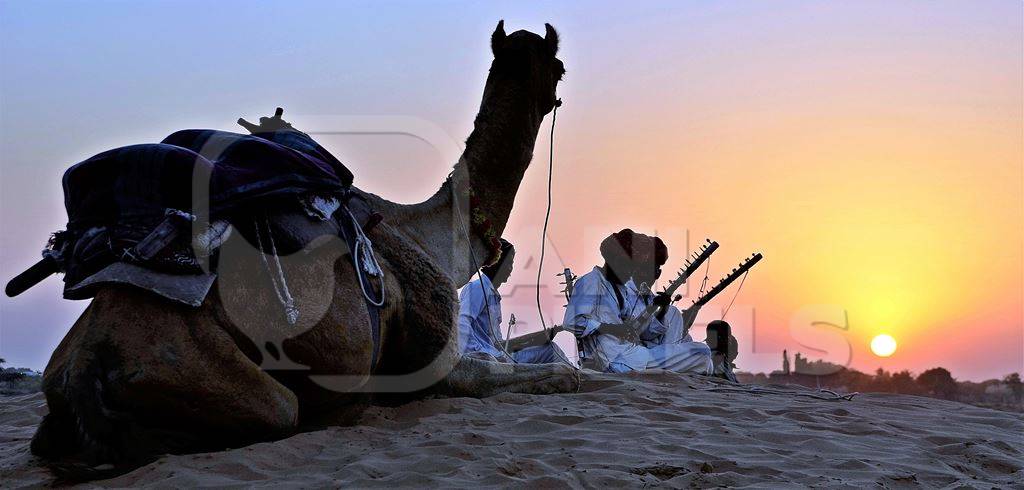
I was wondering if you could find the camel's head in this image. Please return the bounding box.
[489,20,565,116]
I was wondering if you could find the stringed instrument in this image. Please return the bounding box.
[505,269,579,352]
[689,252,763,309]
[507,239,721,352]
[627,239,720,332]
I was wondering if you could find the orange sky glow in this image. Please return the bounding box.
[1,2,1020,380]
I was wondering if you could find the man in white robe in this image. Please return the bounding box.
[459,239,566,364]
[631,241,739,380]
[629,285,721,374]
[563,229,716,375]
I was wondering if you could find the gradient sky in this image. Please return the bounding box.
[1,1,1021,380]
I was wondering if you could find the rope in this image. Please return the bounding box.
[534,101,558,332]
[720,269,749,320]
[530,101,577,369]
[452,100,575,369]
[347,208,386,307]
[701,384,859,401]
[253,217,298,325]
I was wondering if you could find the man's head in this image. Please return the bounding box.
[481,238,516,287]
[631,234,668,288]
[600,229,636,284]
[600,229,668,286]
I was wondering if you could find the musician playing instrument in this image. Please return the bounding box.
[630,239,740,381]
[563,229,715,375]
[458,239,566,364]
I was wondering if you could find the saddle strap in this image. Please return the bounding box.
[336,198,384,370]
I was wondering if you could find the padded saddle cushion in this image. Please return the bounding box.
[59,129,358,291]
[160,129,353,213]
[63,129,353,229]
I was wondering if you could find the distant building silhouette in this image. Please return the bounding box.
[790,352,845,376]
[741,359,1022,412]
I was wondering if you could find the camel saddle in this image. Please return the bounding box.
[6,125,383,310]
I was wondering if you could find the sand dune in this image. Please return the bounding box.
[2,371,1022,487]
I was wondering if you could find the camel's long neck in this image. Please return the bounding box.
[367,77,545,287]
[462,81,544,233]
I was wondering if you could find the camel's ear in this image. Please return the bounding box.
[544,23,559,56]
[491,20,506,56]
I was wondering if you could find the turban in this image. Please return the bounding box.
[600,229,668,267]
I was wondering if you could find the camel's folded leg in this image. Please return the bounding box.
[441,356,581,398]
[31,287,300,472]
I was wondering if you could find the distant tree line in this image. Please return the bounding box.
[0,358,43,395]
[739,363,1023,413]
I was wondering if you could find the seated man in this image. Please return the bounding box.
[564,229,733,379]
[629,238,738,380]
[458,239,567,364]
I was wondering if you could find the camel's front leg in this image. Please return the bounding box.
[442,356,581,398]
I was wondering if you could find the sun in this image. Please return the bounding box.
[870,333,898,357]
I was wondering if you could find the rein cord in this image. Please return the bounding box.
[534,99,560,334]
[348,208,386,307]
[534,100,578,368]
[456,99,575,368]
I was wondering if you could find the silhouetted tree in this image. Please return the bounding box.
[0,357,25,383]
[1004,373,1023,403]
[891,370,922,395]
[917,367,958,400]
[873,368,893,392]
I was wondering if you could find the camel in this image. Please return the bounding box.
[30,21,578,474]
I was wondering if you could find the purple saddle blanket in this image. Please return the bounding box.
[49,129,362,303]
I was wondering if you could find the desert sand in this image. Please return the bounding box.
[2,371,1022,488]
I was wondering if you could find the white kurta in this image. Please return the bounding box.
[633,293,714,374]
[458,275,509,361]
[458,275,565,364]
[563,267,712,374]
